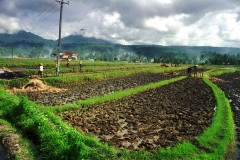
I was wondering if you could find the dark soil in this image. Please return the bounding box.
[210,72,240,160]
[59,78,216,152]
[0,71,28,79]
[25,71,187,106]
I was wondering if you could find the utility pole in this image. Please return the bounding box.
[56,0,69,76]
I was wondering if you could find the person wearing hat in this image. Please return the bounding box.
[38,63,43,77]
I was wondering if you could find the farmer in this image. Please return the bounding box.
[38,63,43,77]
[79,60,82,71]
[66,60,70,67]
[55,63,59,76]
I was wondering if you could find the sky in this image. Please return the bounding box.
[0,0,240,47]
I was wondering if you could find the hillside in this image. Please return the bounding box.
[0,30,239,64]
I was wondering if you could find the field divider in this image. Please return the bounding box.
[49,76,187,112]
[0,75,235,159]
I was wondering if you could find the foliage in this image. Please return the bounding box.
[0,62,237,159]
[205,68,239,77]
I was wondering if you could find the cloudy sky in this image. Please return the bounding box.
[1,0,240,47]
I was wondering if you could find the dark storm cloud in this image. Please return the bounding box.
[79,0,238,27]
[0,0,240,46]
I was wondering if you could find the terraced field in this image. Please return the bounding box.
[59,78,215,152]
[0,62,237,159]
[25,71,186,106]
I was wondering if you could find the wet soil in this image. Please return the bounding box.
[59,78,216,152]
[25,71,187,106]
[210,72,240,159]
[0,143,6,160]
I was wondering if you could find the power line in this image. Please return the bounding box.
[30,3,59,28]
[27,0,55,26]
[31,5,60,28]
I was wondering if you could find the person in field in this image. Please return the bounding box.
[38,63,43,77]
[79,60,82,71]
[55,64,59,76]
[66,60,70,67]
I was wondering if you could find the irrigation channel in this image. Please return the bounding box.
[210,72,240,160]
[0,142,6,160]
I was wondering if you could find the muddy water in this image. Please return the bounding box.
[211,72,240,160]
[0,142,6,160]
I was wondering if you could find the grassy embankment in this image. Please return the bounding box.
[0,60,237,159]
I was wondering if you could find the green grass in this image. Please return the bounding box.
[0,61,237,159]
[0,119,34,160]
[204,68,239,77]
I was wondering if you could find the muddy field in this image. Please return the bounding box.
[59,78,216,152]
[210,72,240,159]
[23,71,187,106]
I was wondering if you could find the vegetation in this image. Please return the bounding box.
[205,68,239,77]
[0,64,238,159]
[1,30,240,65]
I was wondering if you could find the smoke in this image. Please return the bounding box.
[43,45,54,58]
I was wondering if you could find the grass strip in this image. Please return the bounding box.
[0,119,34,160]
[196,77,235,159]
[204,68,239,77]
[49,76,187,112]
[0,74,235,159]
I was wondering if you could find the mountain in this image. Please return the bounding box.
[61,35,111,44]
[60,34,112,50]
[0,30,53,44]
[0,30,239,61]
[0,30,111,49]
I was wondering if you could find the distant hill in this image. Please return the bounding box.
[0,30,111,49]
[61,35,111,44]
[0,30,239,60]
[60,35,112,50]
[0,30,52,44]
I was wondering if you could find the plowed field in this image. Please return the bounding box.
[59,78,216,152]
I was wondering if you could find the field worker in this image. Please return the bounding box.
[79,60,82,71]
[38,63,43,77]
[55,64,59,76]
[66,60,70,67]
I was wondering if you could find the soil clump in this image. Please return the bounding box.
[59,78,216,152]
[24,71,187,106]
